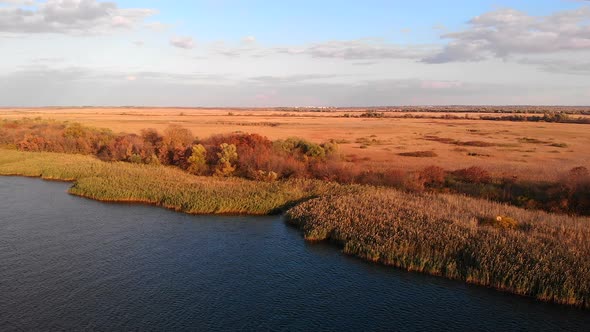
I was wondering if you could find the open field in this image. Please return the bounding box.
[1,107,589,181]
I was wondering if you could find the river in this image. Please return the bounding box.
[0,176,588,331]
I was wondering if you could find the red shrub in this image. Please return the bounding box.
[309,161,359,183]
[383,169,406,188]
[452,166,491,184]
[420,166,447,187]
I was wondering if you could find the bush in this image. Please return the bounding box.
[274,138,326,160]
[420,166,446,187]
[360,111,385,118]
[479,215,519,230]
[452,166,491,184]
[321,141,339,157]
[398,151,438,157]
[254,170,278,182]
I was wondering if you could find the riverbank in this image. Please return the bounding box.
[1,148,589,309]
[286,191,590,309]
[0,149,356,215]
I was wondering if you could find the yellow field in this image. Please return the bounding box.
[2,107,589,181]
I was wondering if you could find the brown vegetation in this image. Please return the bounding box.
[1,146,589,309]
[2,108,589,184]
[398,151,438,157]
[1,117,589,216]
[424,135,496,147]
[286,189,590,309]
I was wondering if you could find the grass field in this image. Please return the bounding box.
[2,107,589,181]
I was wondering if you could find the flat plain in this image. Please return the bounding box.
[1,107,589,181]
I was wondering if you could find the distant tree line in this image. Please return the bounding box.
[340,111,590,124]
[479,112,590,124]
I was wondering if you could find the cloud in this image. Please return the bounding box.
[518,57,590,75]
[143,21,168,31]
[0,0,35,5]
[275,39,434,60]
[242,35,256,43]
[170,36,195,49]
[206,38,435,61]
[420,80,463,89]
[0,0,156,34]
[247,74,347,85]
[209,41,268,58]
[423,6,590,63]
[31,57,66,63]
[1,66,588,106]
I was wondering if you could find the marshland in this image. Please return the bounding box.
[1,111,589,311]
[4,1,590,330]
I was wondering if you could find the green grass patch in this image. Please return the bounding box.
[0,149,356,215]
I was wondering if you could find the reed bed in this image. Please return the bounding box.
[286,189,590,309]
[2,148,590,309]
[0,149,355,214]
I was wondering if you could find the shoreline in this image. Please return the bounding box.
[4,172,588,311]
[1,149,589,310]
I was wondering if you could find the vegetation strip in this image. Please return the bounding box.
[2,118,589,215]
[1,149,589,309]
[286,190,590,309]
[0,149,355,215]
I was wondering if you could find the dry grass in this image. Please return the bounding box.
[2,108,589,181]
[286,188,590,309]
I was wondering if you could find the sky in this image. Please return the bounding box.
[1,0,590,107]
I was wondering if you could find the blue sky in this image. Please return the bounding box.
[1,0,589,106]
[120,0,584,44]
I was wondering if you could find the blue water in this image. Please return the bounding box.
[0,176,588,331]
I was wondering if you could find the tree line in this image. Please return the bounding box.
[1,118,588,215]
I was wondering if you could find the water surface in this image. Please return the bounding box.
[0,176,588,331]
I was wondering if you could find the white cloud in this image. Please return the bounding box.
[275,39,434,60]
[423,6,590,63]
[0,0,156,34]
[518,56,590,75]
[0,0,35,5]
[170,36,195,49]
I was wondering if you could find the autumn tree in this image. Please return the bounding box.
[159,125,194,165]
[214,143,238,177]
[163,124,194,149]
[187,144,208,175]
